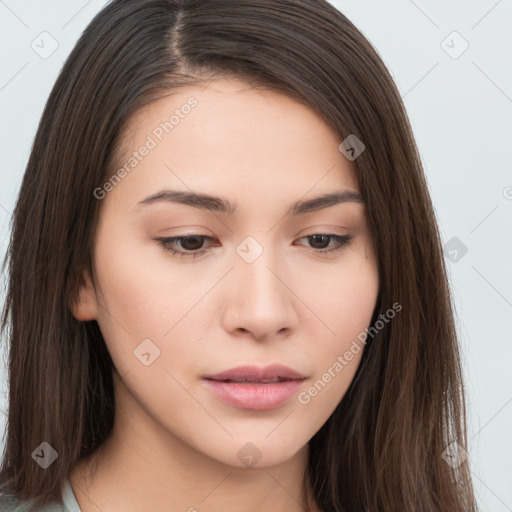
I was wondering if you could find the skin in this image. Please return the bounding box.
[70,77,380,512]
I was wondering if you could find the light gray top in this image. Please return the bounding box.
[0,478,81,511]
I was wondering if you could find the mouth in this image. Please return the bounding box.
[202,364,307,410]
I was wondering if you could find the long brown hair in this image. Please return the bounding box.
[0,0,478,510]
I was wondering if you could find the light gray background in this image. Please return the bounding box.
[0,1,511,510]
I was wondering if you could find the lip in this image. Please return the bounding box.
[203,364,306,382]
[202,364,307,410]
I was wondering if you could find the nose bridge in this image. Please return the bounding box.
[223,234,297,340]
[237,235,285,307]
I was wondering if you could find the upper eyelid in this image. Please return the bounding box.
[158,232,348,242]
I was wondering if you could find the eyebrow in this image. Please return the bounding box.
[136,188,365,216]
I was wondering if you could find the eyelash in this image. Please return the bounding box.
[154,233,353,259]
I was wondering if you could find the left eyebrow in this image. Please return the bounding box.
[135,188,365,215]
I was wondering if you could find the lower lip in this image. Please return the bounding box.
[202,379,305,410]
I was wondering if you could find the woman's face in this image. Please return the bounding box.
[74,77,379,468]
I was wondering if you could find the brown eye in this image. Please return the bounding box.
[307,234,332,250]
[174,235,207,251]
[298,234,353,254]
[155,235,215,258]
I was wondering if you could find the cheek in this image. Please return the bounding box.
[92,230,201,339]
[297,243,379,346]
[91,228,215,387]
[298,248,378,406]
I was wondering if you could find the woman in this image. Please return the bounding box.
[0,0,478,510]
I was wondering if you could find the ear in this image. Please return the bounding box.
[71,269,99,321]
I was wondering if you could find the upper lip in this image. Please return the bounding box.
[203,364,306,382]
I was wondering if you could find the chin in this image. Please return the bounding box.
[202,433,309,470]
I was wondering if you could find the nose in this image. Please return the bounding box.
[221,247,298,342]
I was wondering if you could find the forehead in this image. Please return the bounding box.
[105,77,361,214]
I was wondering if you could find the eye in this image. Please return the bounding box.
[296,233,353,255]
[155,235,214,259]
[154,233,353,259]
